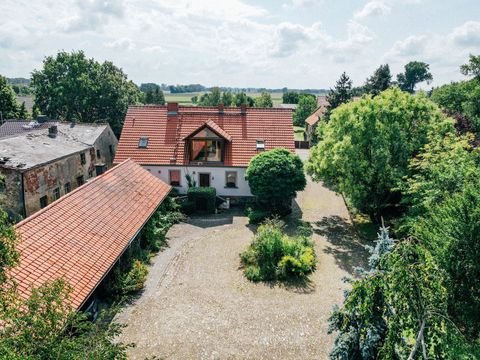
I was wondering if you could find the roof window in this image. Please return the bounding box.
[138,137,149,148]
[256,140,265,151]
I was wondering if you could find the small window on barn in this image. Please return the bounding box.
[77,175,84,187]
[138,137,149,148]
[64,182,71,194]
[96,149,101,158]
[169,170,181,186]
[40,195,48,209]
[80,152,86,164]
[53,188,60,201]
[256,140,265,152]
[109,144,114,156]
[225,171,237,188]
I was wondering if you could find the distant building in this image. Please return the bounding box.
[11,159,171,310]
[276,103,297,110]
[114,103,295,200]
[0,122,118,218]
[0,116,56,138]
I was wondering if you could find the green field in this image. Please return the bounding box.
[165,92,284,106]
[294,126,305,141]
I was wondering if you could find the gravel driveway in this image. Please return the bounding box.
[115,150,370,359]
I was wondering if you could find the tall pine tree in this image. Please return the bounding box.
[325,72,353,120]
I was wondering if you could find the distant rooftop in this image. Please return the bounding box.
[0,122,108,170]
[276,103,297,110]
[0,118,56,138]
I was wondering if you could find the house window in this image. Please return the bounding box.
[256,140,265,152]
[138,137,148,148]
[53,187,60,201]
[109,144,114,156]
[169,170,181,186]
[190,140,223,162]
[40,195,48,209]
[96,149,101,158]
[225,171,237,188]
[77,175,84,187]
[80,152,86,164]
[64,182,71,193]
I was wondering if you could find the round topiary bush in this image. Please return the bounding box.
[246,148,306,215]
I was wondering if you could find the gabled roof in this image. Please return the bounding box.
[0,122,109,170]
[183,119,232,141]
[305,106,327,126]
[12,159,171,309]
[114,105,295,167]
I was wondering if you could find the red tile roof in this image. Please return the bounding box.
[114,105,295,167]
[305,106,327,127]
[183,119,233,142]
[11,159,171,309]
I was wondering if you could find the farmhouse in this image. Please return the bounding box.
[11,159,171,310]
[0,122,117,218]
[114,103,295,200]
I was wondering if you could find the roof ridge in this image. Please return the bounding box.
[15,159,134,229]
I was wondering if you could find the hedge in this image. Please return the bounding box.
[187,187,216,213]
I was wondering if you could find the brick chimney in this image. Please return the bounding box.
[218,103,224,114]
[167,102,179,115]
[240,104,247,114]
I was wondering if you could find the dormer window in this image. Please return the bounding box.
[256,140,265,151]
[138,137,148,148]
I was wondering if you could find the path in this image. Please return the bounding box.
[115,150,369,359]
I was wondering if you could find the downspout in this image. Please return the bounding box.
[21,172,26,218]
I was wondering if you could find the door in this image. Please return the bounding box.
[199,173,210,187]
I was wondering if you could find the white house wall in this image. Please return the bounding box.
[143,165,252,197]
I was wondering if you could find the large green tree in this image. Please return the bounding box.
[0,75,19,120]
[293,94,317,127]
[325,72,353,120]
[431,56,480,132]
[144,85,165,105]
[460,54,480,79]
[32,51,141,136]
[246,148,306,213]
[254,92,273,108]
[397,61,433,93]
[364,64,392,96]
[307,88,454,220]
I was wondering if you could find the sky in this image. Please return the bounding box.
[1,0,479,89]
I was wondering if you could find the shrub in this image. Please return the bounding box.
[240,220,316,281]
[246,207,270,224]
[181,199,196,215]
[187,186,216,213]
[121,260,148,294]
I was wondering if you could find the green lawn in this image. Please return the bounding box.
[294,126,305,141]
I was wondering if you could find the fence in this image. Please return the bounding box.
[294,140,310,149]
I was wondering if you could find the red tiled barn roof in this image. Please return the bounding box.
[114,105,295,167]
[12,159,171,309]
[305,105,327,126]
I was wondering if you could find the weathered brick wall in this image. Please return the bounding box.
[94,127,118,170]
[23,149,96,217]
[0,168,24,219]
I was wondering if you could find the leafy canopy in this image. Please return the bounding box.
[364,64,392,96]
[460,53,480,79]
[293,94,317,127]
[397,61,433,93]
[246,148,306,210]
[307,87,454,219]
[32,50,141,136]
[0,74,20,119]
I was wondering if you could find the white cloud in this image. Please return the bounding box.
[450,21,480,47]
[387,35,427,57]
[282,0,320,9]
[354,0,391,20]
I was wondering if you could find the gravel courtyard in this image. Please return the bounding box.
[116,151,370,359]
